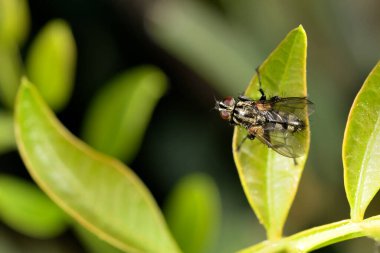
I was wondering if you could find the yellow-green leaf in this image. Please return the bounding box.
[82,66,167,163]
[15,79,181,253]
[232,26,309,240]
[343,61,380,221]
[0,0,30,46]
[0,174,67,238]
[164,173,220,253]
[26,19,76,111]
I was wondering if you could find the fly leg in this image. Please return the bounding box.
[237,125,263,151]
[237,94,252,102]
[255,67,266,101]
[236,134,255,152]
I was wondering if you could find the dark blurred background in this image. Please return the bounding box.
[2,0,380,252]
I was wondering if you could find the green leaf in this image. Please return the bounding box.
[75,224,125,253]
[15,79,181,253]
[0,44,22,108]
[26,19,76,111]
[343,61,380,221]
[164,173,220,253]
[0,111,16,153]
[0,174,67,238]
[0,0,30,46]
[82,66,167,163]
[232,26,309,240]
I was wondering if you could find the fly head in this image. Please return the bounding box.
[216,96,236,121]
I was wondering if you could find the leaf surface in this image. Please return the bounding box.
[164,173,220,253]
[343,61,380,220]
[0,175,67,238]
[15,79,181,253]
[82,66,167,163]
[232,26,309,240]
[0,0,30,46]
[26,19,76,111]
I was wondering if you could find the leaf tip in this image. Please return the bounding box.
[20,76,31,87]
[294,24,307,40]
[297,24,305,31]
[18,76,36,101]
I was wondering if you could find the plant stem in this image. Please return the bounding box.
[239,215,380,253]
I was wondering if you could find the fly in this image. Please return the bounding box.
[215,68,313,158]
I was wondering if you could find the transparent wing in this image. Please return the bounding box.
[254,125,307,158]
[266,97,314,119]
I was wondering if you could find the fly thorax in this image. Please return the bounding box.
[232,105,258,127]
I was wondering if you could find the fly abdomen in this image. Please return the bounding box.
[286,114,305,132]
[266,111,305,133]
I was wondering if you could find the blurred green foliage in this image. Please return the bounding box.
[26,19,76,111]
[1,1,219,252]
[0,0,29,46]
[0,0,28,108]
[74,225,125,253]
[148,0,258,95]
[164,173,220,253]
[0,175,67,238]
[82,66,168,163]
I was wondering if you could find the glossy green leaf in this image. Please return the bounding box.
[15,79,181,253]
[26,19,76,111]
[0,0,30,46]
[0,174,67,238]
[232,26,309,240]
[343,61,380,221]
[82,66,167,163]
[0,44,22,108]
[0,111,16,153]
[164,173,220,253]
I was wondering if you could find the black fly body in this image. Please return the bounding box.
[216,69,313,158]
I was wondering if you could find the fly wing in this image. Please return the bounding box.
[254,124,307,158]
[266,97,314,120]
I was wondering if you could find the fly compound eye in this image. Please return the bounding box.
[220,110,230,120]
[223,96,235,107]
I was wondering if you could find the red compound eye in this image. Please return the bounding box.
[223,96,235,106]
[220,111,230,120]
